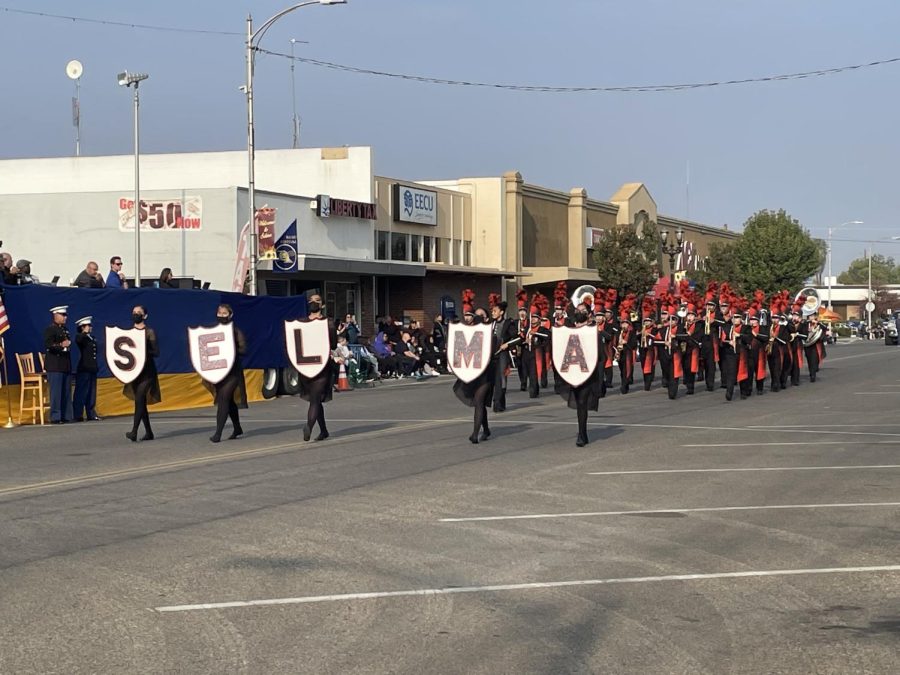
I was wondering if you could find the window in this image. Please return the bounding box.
[391,232,408,261]
[410,234,422,262]
[376,231,389,260]
[463,241,471,267]
[423,236,433,263]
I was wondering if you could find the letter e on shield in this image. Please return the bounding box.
[105,326,147,385]
[284,318,330,378]
[447,322,492,383]
[188,325,236,385]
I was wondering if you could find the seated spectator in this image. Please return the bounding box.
[106,256,127,288]
[158,267,178,288]
[408,319,426,346]
[13,259,39,285]
[397,331,424,377]
[382,314,401,346]
[355,338,381,382]
[74,261,105,288]
[373,330,399,378]
[416,335,443,376]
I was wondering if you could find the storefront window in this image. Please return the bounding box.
[463,241,471,267]
[410,234,422,262]
[423,236,433,263]
[436,238,450,264]
[376,231,389,260]
[391,232,408,261]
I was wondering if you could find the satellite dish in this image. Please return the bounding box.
[66,60,83,80]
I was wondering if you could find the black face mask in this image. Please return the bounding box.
[307,302,321,314]
[217,316,232,325]
[132,313,144,324]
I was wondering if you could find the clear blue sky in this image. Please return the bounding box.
[2,0,899,275]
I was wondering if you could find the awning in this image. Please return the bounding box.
[259,255,426,277]
[425,263,531,278]
[521,266,601,286]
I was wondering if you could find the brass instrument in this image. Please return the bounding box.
[614,324,628,360]
[795,288,821,317]
[705,310,712,336]
[571,284,597,310]
[804,325,823,347]
[765,330,777,355]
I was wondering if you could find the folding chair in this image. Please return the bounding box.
[16,353,48,425]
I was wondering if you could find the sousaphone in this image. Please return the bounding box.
[571,285,597,310]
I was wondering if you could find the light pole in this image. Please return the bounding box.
[660,226,684,293]
[244,0,347,296]
[118,70,150,288]
[826,220,863,310]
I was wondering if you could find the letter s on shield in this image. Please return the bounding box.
[284,318,331,378]
[105,326,147,385]
[188,325,237,385]
[446,322,492,383]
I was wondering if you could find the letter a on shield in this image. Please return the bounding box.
[551,325,599,387]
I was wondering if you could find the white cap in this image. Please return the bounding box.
[76,316,92,326]
[50,305,68,315]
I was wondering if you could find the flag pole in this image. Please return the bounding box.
[1,337,16,428]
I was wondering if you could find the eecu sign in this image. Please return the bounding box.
[316,194,376,220]
[392,184,437,226]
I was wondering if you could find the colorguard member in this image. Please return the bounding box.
[107,305,160,441]
[639,296,657,391]
[488,293,521,413]
[520,294,550,398]
[73,316,101,422]
[552,307,601,447]
[451,289,495,443]
[286,297,337,441]
[44,305,73,424]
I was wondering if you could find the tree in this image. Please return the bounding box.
[837,254,900,286]
[592,221,660,297]
[690,240,739,290]
[729,209,823,295]
[865,286,900,320]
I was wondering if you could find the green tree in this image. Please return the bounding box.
[690,240,739,290]
[730,209,823,294]
[592,221,660,297]
[837,254,900,286]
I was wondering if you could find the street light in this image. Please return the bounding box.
[826,220,863,310]
[245,0,348,296]
[117,70,150,288]
[660,226,684,292]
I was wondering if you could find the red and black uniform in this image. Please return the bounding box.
[521,315,550,398]
[616,321,637,394]
[788,314,805,386]
[699,303,720,392]
[803,319,825,382]
[654,318,683,400]
[681,316,703,395]
[747,320,769,395]
[639,320,657,391]
[719,318,749,401]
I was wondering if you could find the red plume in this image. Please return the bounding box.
[488,293,501,309]
[606,288,618,306]
[554,281,568,309]
[532,292,549,318]
[515,288,527,309]
[619,293,636,321]
[641,295,656,319]
[594,288,605,313]
[461,288,475,314]
[705,280,719,303]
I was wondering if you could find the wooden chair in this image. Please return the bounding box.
[16,353,48,425]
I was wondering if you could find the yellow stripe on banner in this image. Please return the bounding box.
[1,370,266,425]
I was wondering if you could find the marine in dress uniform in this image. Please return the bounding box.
[73,316,101,422]
[43,305,73,424]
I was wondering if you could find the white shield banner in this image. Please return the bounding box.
[188,325,236,385]
[285,318,331,378]
[447,322,493,383]
[552,325,599,387]
[105,327,147,385]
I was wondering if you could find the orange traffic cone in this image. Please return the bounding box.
[336,361,352,391]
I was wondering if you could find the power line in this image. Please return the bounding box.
[256,48,900,94]
[0,5,240,36]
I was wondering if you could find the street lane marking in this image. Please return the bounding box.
[854,392,900,395]
[152,565,900,612]
[682,441,900,447]
[439,502,900,523]
[0,419,461,497]
[587,465,900,475]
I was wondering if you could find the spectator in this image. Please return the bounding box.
[382,314,401,347]
[408,319,426,345]
[14,259,39,285]
[0,252,17,284]
[356,338,382,382]
[337,313,360,344]
[432,314,446,351]
[74,261,105,288]
[373,330,399,378]
[106,256,127,288]
[158,267,178,289]
[397,331,424,377]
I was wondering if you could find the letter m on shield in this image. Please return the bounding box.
[453,330,483,370]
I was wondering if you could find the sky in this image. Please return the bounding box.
[2,0,899,275]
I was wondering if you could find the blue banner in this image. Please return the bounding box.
[0,285,306,384]
[274,220,298,273]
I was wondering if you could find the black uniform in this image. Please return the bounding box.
[520,321,550,398]
[767,320,791,392]
[208,326,248,442]
[299,318,338,441]
[553,325,602,447]
[44,323,73,423]
[453,320,497,443]
[699,307,720,391]
[491,316,521,413]
[124,327,161,441]
[73,331,100,421]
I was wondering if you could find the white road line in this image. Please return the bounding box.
[745,424,900,428]
[153,565,900,613]
[587,465,900,476]
[854,392,900,395]
[439,501,900,523]
[682,441,900,447]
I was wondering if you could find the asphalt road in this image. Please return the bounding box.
[0,340,898,674]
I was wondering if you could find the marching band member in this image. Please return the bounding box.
[766,292,791,392]
[73,316,101,422]
[125,305,160,442]
[521,295,550,398]
[654,305,673,391]
[299,295,337,442]
[593,291,614,399]
[746,307,769,395]
[699,285,720,392]
[515,290,529,391]
[488,294,520,413]
[788,305,806,386]
[616,307,637,394]
[209,304,248,443]
[554,308,602,447]
[44,305,73,424]
[638,296,657,391]
[681,304,702,395]
[719,300,745,402]
[803,313,825,382]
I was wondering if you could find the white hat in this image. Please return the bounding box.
[76,316,92,326]
[50,305,68,315]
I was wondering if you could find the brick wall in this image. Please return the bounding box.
[422,274,501,330]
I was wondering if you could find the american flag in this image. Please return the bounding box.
[0,295,9,336]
